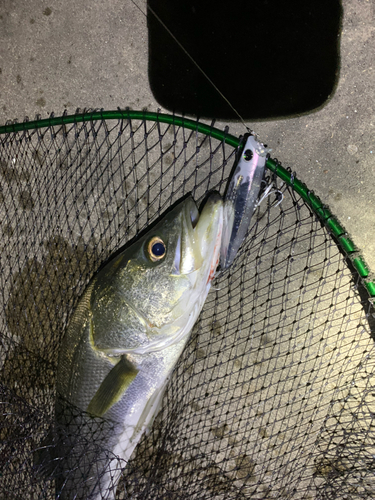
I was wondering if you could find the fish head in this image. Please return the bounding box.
[92,194,223,355]
[150,193,223,277]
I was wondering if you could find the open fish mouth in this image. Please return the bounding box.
[186,193,222,233]
[182,197,200,234]
[188,200,200,229]
[178,194,223,277]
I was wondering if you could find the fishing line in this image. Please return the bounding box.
[129,0,251,132]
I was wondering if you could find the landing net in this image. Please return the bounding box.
[0,110,374,499]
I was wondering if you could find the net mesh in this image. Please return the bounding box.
[0,112,374,499]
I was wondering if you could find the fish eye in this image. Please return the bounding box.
[147,236,166,262]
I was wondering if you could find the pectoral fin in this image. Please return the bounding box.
[87,356,138,417]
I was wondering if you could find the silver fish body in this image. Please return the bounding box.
[55,194,223,499]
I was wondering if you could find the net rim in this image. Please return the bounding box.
[0,108,373,296]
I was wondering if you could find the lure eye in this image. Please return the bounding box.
[147,236,166,262]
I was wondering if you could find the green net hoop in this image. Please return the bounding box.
[0,110,374,499]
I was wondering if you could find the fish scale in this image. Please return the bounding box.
[55,195,224,499]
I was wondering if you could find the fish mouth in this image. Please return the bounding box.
[188,199,199,229]
[185,193,222,232]
[177,194,222,276]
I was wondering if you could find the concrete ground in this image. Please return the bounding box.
[0,0,374,270]
[0,2,375,499]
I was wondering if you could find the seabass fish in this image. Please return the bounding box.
[55,194,224,499]
[53,132,269,499]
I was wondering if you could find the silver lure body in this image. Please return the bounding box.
[221,134,270,269]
